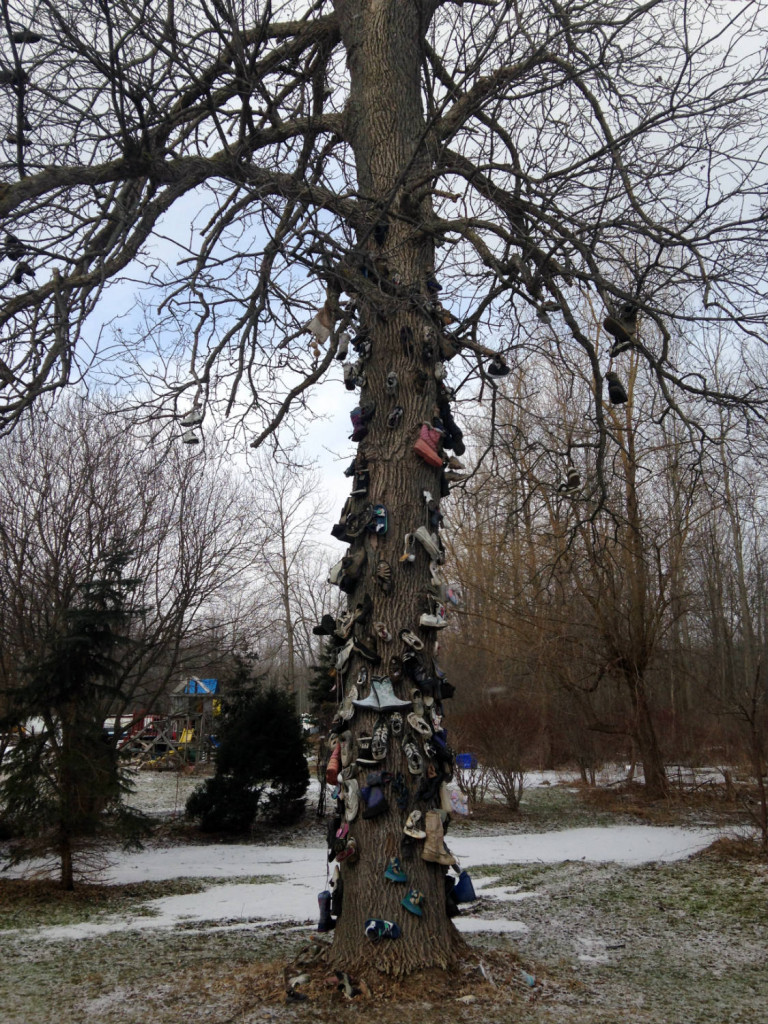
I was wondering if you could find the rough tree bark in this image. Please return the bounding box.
[325,0,466,974]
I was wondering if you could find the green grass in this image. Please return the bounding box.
[465,855,768,1024]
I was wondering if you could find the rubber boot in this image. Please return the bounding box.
[326,741,341,785]
[330,869,343,919]
[373,676,412,711]
[317,889,336,932]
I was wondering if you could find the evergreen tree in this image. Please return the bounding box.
[0,542,149,889]
[307,638,340,734]
[186,686,310,832]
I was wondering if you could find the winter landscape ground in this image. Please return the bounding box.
[1,769,766,1024]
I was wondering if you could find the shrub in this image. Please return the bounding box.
[186,687,309,832]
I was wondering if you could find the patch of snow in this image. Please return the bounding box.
[524,770,581,787]
[475,886,541,901]
[450,825,717,867]
[453,919,529,934]
[3,824,721,946]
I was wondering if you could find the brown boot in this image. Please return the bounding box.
[421,809,456,866]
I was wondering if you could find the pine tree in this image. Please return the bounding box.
[0,543,148,889]
[307,638,340,733]
[186,686,310,831]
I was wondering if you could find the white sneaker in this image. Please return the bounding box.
[415,526,441,560]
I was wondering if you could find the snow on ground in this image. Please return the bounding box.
[450,825,715,866]
[127,769,325,816]
[5,824,719,943]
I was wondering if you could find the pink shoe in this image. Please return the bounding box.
[413,423,443,468]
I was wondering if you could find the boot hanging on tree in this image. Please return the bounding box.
[317,889,336,932]
[421,809,457,866]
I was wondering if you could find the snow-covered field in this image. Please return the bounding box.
[3,767,721,941]
[3,824,718,942]
[2,769,766,1024]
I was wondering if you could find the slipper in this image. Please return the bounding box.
[403,809,426,839]
[399,629,424,651]
[385,856,408,883]
[401,889,424,917]
[407,712,433,737]
[373,620,393,642]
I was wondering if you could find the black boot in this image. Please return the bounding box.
[317,889,336,932]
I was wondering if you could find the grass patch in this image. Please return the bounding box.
[455,779,661,832]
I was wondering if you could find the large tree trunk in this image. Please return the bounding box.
[625,671,668,800]
[327,0,466,974]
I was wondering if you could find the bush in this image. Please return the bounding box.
[186,687,309,832]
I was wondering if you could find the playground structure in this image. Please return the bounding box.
[117,678,220,768]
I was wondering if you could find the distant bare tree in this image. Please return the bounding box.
[0,394,266,749]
